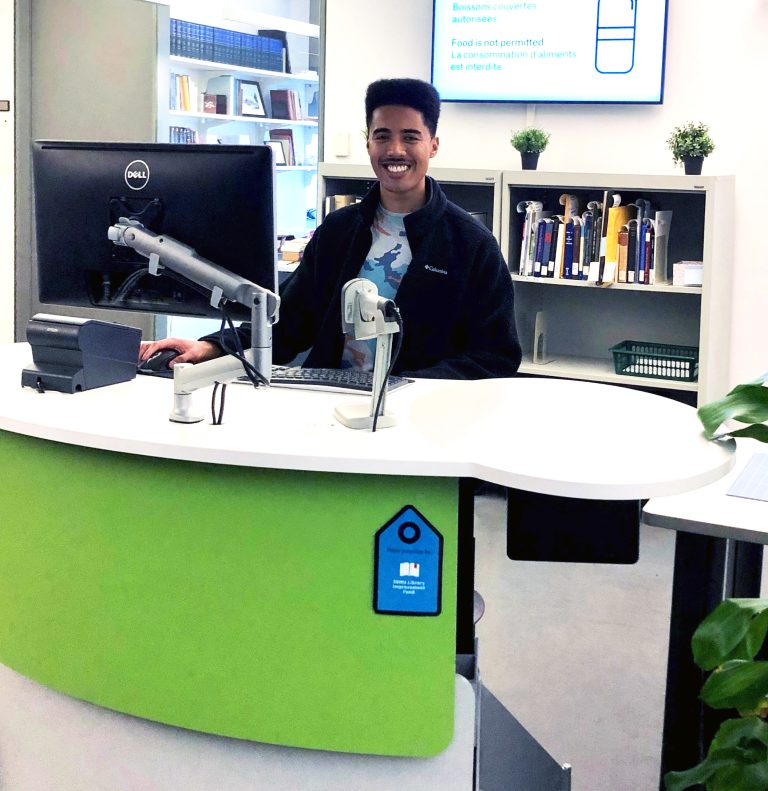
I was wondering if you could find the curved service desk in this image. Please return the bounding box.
[0,343,733,790]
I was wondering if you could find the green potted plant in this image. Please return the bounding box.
[664,382,768,788]
[510,127,550,170]
[667,121,715,176]
[663,598,768,791]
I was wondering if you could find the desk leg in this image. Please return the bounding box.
[456,478,477,657]
[659,533,764,787]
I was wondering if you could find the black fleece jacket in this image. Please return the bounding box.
[213,177,521,379]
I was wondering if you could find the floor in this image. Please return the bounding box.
[473,490,676,791]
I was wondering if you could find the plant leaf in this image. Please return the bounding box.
[664,718,768,791]
[693,600,768,669]
[698,378,768,440]
[710,718,768,791]
[701,660,768,710]
[664,759,719,791]
[724,424,768,443]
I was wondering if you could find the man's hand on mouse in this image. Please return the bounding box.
[139,338,222,366]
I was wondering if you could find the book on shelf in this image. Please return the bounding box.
[170,73,197,112]
[269,89,302,120]
[515,191,673,288]
[643,219,655,285]
[604,203,633,269]
[202,93,227,114]
[204,76,232,114]
[585,199,603,282]
[562,219,575,279]
[617,224,629,283]
[258,29,290,73]
[571,217,583,279]
[533,217,552,278]
[626,219,639,284]
[170,19,284,71]
[651,210,673,283]
[269,128,295,165]
[636,217,653,285]
[551,216,565,278]
[169,126,198,144]
[516,200,550,276]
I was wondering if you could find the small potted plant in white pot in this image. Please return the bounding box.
[667,122,715,176]
[510,127,550,170]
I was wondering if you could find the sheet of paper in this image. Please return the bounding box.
[727,453,768,502]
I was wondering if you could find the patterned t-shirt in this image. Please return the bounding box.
[341,206,412,370]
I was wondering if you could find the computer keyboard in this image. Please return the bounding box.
[139,362,414,393]
[246,366,414,394]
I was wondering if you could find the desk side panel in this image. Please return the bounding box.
[0,430,458,757]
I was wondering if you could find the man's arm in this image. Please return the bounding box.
[139,338,221,365]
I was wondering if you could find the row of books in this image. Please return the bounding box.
[270,89,303,120]
[170,19,285,73]
[170,72,194,112]
[516,192,672,285]
[169,126,198,144]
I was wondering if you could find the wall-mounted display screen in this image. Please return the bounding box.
[432,0,668,104]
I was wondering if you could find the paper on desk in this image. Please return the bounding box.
[727,453,768,502]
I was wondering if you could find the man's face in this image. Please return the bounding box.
[366,105,439,212]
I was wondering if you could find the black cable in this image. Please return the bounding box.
[110,267,150,303]
[216,304,270,387]
[371,306,404,433]
[111,266,214,305]
[211,381,227,425]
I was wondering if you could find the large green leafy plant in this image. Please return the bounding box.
[698,374,768,443]
[667,382,768,789]
[664,599,768,791]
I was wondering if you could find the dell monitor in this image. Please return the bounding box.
[32,141,278,321]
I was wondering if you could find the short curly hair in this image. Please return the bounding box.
[365,78,441,137]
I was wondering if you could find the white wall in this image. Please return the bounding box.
[0,0,14,342]
[323,0,768,387]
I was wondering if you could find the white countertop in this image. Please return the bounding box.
[643,440,768,542]
[2,343,734,499]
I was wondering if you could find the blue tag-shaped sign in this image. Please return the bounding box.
[374,505,443,616]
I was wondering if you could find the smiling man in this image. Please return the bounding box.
[141,78,521,379]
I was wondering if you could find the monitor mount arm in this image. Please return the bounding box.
[333,278,400,430]
[109,219,280,423]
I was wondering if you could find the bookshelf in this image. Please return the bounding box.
[319,166,733,405]
[155,7,320,238]
[501,171,734,404]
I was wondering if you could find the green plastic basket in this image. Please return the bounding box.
[610,340,699,382]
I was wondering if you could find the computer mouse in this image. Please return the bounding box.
[137,348,181,375]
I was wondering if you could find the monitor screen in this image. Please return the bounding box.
[432,0,669,104]
[32,141,277,321]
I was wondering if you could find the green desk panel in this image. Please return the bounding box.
[0,430,458,756]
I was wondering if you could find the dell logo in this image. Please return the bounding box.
[124,160,150,190]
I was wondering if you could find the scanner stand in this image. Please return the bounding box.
[333,279,400,431]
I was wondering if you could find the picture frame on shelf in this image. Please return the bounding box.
[266,140,287,166]
[238,80,266,117]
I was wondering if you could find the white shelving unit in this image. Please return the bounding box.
[501,171,734,404]
[319,166,734,404]
[156,7,320,238]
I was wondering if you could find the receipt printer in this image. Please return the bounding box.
[21,313,141,393]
